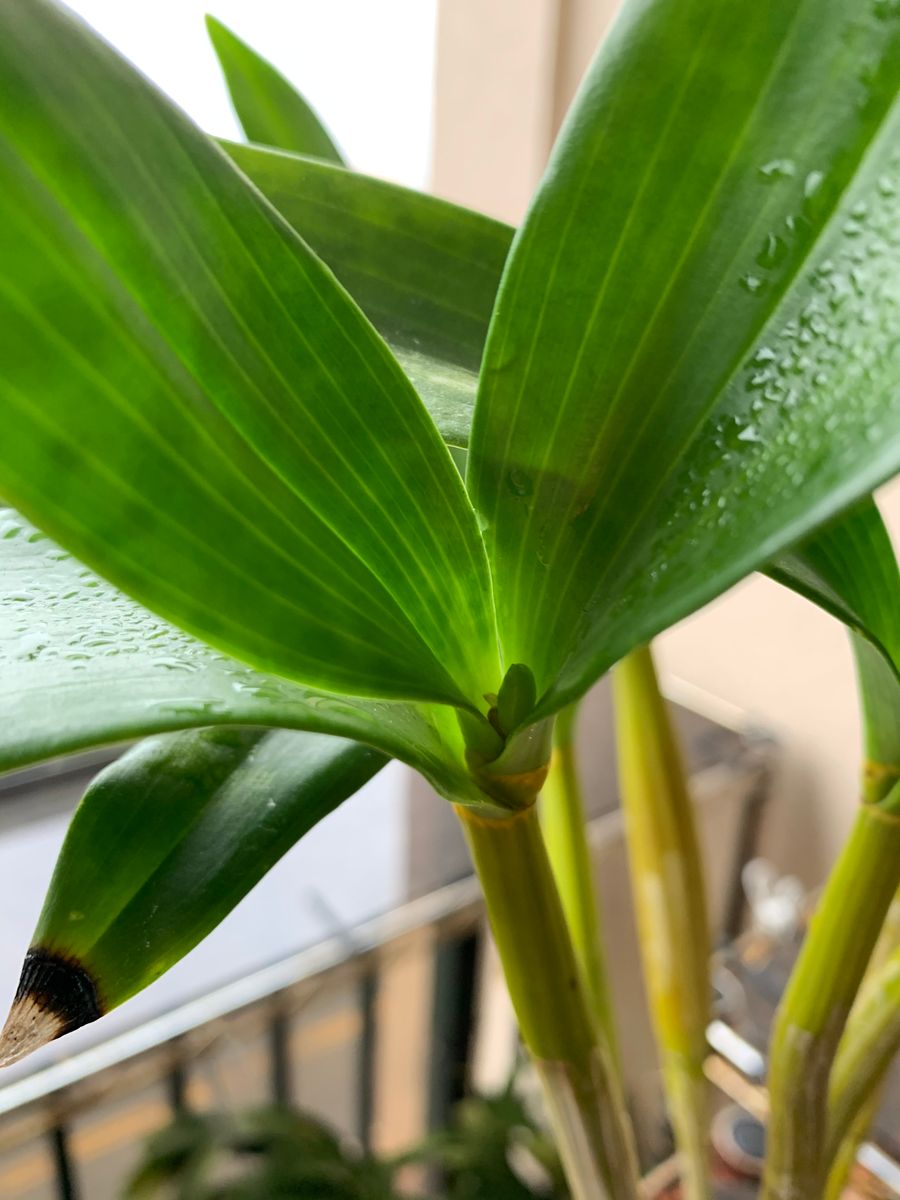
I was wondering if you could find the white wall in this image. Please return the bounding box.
[66,0,438,187]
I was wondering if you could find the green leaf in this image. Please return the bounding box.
[0,726,385,1057]
[467,0,900,715]
[206,15,345,164]
[224,144,900,768]
[770,499,900,770]
[770,500,900,678]
[0,0,498,708]
[223,141,511,447]
[0,512,482,804]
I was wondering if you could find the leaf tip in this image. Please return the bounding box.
[204,12,226,42]
[0,948,103,1068]
[0,996,64,1067]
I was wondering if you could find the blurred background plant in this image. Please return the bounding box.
[126,1076,569,1200]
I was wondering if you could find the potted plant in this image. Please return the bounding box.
[0,1,899,1197]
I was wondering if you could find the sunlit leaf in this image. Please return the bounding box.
[224,142,510,447]
[207,15,345,164]
[0,0,498,707]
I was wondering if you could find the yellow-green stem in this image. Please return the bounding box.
[761,790,900,1200]
[542,702,620,1066]
[824,894,900,1177]
[823,1095,880,1200]
[612,645,711,1200]
[822,899,900,1200]
[456,802,640,1200]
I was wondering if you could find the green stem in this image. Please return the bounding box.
[824,893,900,1175]
[823,1095,881,1200]
[761,789,900,1200]
[456,802,640,1200]
[612,645,711,1200]
[541,702,620,1066]
[822,899,900,1200]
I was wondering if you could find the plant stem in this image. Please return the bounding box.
[612,645,711,1200]
[823,1095,880,1200]
[761,787,900,1200]
[824,892,900,1177]
[541,702,620,1065]
[456,801,640,1200]
[822,896,900,1200]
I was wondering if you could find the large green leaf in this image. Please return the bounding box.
[224,142,511,447]
[229,142,900,743]
[467,0,900,716]
[0,727,384,1060]
[211,18,505,450]
[770,500,900,769]
[0,0,498,708]
[224,146,900,760]
[0,511,482,804]
[206,15,345,164]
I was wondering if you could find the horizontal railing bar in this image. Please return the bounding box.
[0,872,483,1120]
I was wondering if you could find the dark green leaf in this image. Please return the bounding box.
[468,0,900,715]
[207,15,345,164]
[0,513,482,803]
[770,499,900,767]
[225,137,900,770]
[0,0,498,707]
[223,141,511,446]
[7,728,384,1038]
[496,664,538,736]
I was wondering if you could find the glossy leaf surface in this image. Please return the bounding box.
[207,15,345,163]
[0,511,481,803]
[224,142,512,448]
[0,0,497,707]
[468,0,900,714]
[24,728,384,1028]
[231,127,900,737]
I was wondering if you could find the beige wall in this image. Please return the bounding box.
[432,0,900,885]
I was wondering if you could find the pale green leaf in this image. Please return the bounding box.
[207,15,345,164]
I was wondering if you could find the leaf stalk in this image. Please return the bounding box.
[541,702,620,1066]
[612,645,711,1200]
[456,801,639,1200]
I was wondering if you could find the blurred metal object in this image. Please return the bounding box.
[741,858,805,943]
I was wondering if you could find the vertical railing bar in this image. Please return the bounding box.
[427,930,479,1132]
[49,1123,79,1200]
[357,962,377,1151]
[167,1040,188,1114]
[270,1006,291,1107]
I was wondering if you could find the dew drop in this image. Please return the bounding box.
[506,468,533,497]
[756,233,788,269]
[804,170,825,198]
[758,159,796,182]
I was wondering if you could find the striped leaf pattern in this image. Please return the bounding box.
[0,0,498,708]
[468,0,900,715]
[0,511,480,802]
